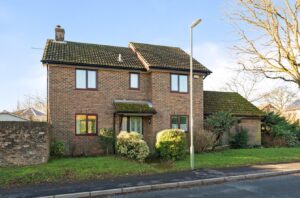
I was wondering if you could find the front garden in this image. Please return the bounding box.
[1,147,300,187]
[1,111,300,187]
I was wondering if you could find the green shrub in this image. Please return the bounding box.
[155,129,187,161]
[99,128,114,155]
[50,140,65,157]
[229,128,248,149]
[205,111,236,150]
[262,112,300,147]
[116,131,150,162]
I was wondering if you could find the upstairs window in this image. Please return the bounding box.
[76,114,97,135]
[171,74,188,93]
[171,115,188,132]
[76,69,97,89]
[129,73,140,89]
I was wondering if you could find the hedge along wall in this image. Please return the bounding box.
[0,121,49,167]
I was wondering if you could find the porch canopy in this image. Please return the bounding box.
[113,100,156,116]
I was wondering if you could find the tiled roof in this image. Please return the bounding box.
[0,112,29,121]
[114,100,156,114]
[42,40,145,69]
[204,91,264,117]
[42,39,211,74]
[129,42,211,73]
[14,108,46,117]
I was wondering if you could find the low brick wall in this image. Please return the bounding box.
[0,122,49,167]
[222,117,262,146]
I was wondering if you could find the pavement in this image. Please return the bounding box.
[1,162,300,198]
[116,173,300,198]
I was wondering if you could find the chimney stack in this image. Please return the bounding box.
[55,25,65,41]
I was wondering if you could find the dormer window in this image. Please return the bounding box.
[171,74,188,93]
[76,69,97,90]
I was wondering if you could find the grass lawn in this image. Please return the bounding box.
[1,147,300,187]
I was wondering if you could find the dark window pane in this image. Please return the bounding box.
[171,116,179,129]
[179,75,188,92]
[180,116,188,131]
[130,73,139,88]
[87,71,96,88]
[76,115,86,134]
[171,74,178,91]
[87,115,97,134]
[76,70,86,89]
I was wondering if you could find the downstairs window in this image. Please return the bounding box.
[171,115,188,132]
[76,114,97,135]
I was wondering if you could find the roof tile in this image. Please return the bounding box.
[204,91,263,117]
[42,40,145,69]
[130,42,211,73]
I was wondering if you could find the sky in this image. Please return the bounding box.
[0,0,298,111]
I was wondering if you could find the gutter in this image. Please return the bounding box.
[41,60,147,72]
[41,60,212,75]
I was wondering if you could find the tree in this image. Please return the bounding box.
[222,71,263,102]
[259,86,297,113]
[205,111,236,150]
[16,94,47,113]
[230,0,300,88]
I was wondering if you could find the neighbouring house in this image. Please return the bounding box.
[41,25,263,155]
[0,110,29,122]
[14,107,46,122]
[284,99,300,124]
[258,103,278,114]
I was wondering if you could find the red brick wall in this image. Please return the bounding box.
[150,71,204,149]
[48,64,204,155]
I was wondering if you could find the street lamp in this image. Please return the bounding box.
[190,18,201,170]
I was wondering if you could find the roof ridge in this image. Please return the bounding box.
[48,39,130,50]
[204,90,238,94]
[129,42,181,49]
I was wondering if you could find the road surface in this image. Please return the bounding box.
[114,174,300,198]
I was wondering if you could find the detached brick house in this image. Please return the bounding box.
[42,26,263,155]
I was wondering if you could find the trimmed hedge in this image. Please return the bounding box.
[116,131,150,162]
[155,129,187,160]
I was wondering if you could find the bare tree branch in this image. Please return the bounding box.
[222,71,263,102]
[230,0,300,88]
[258,86,297,113]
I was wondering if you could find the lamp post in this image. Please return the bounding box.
[190,18,201,170]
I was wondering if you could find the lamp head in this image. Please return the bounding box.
[191,19,202,28]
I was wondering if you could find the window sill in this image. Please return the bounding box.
[75,134,98,136]
[170,91,189,94]
[75,88,98,91]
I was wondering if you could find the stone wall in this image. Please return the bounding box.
[0,122,49,167]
